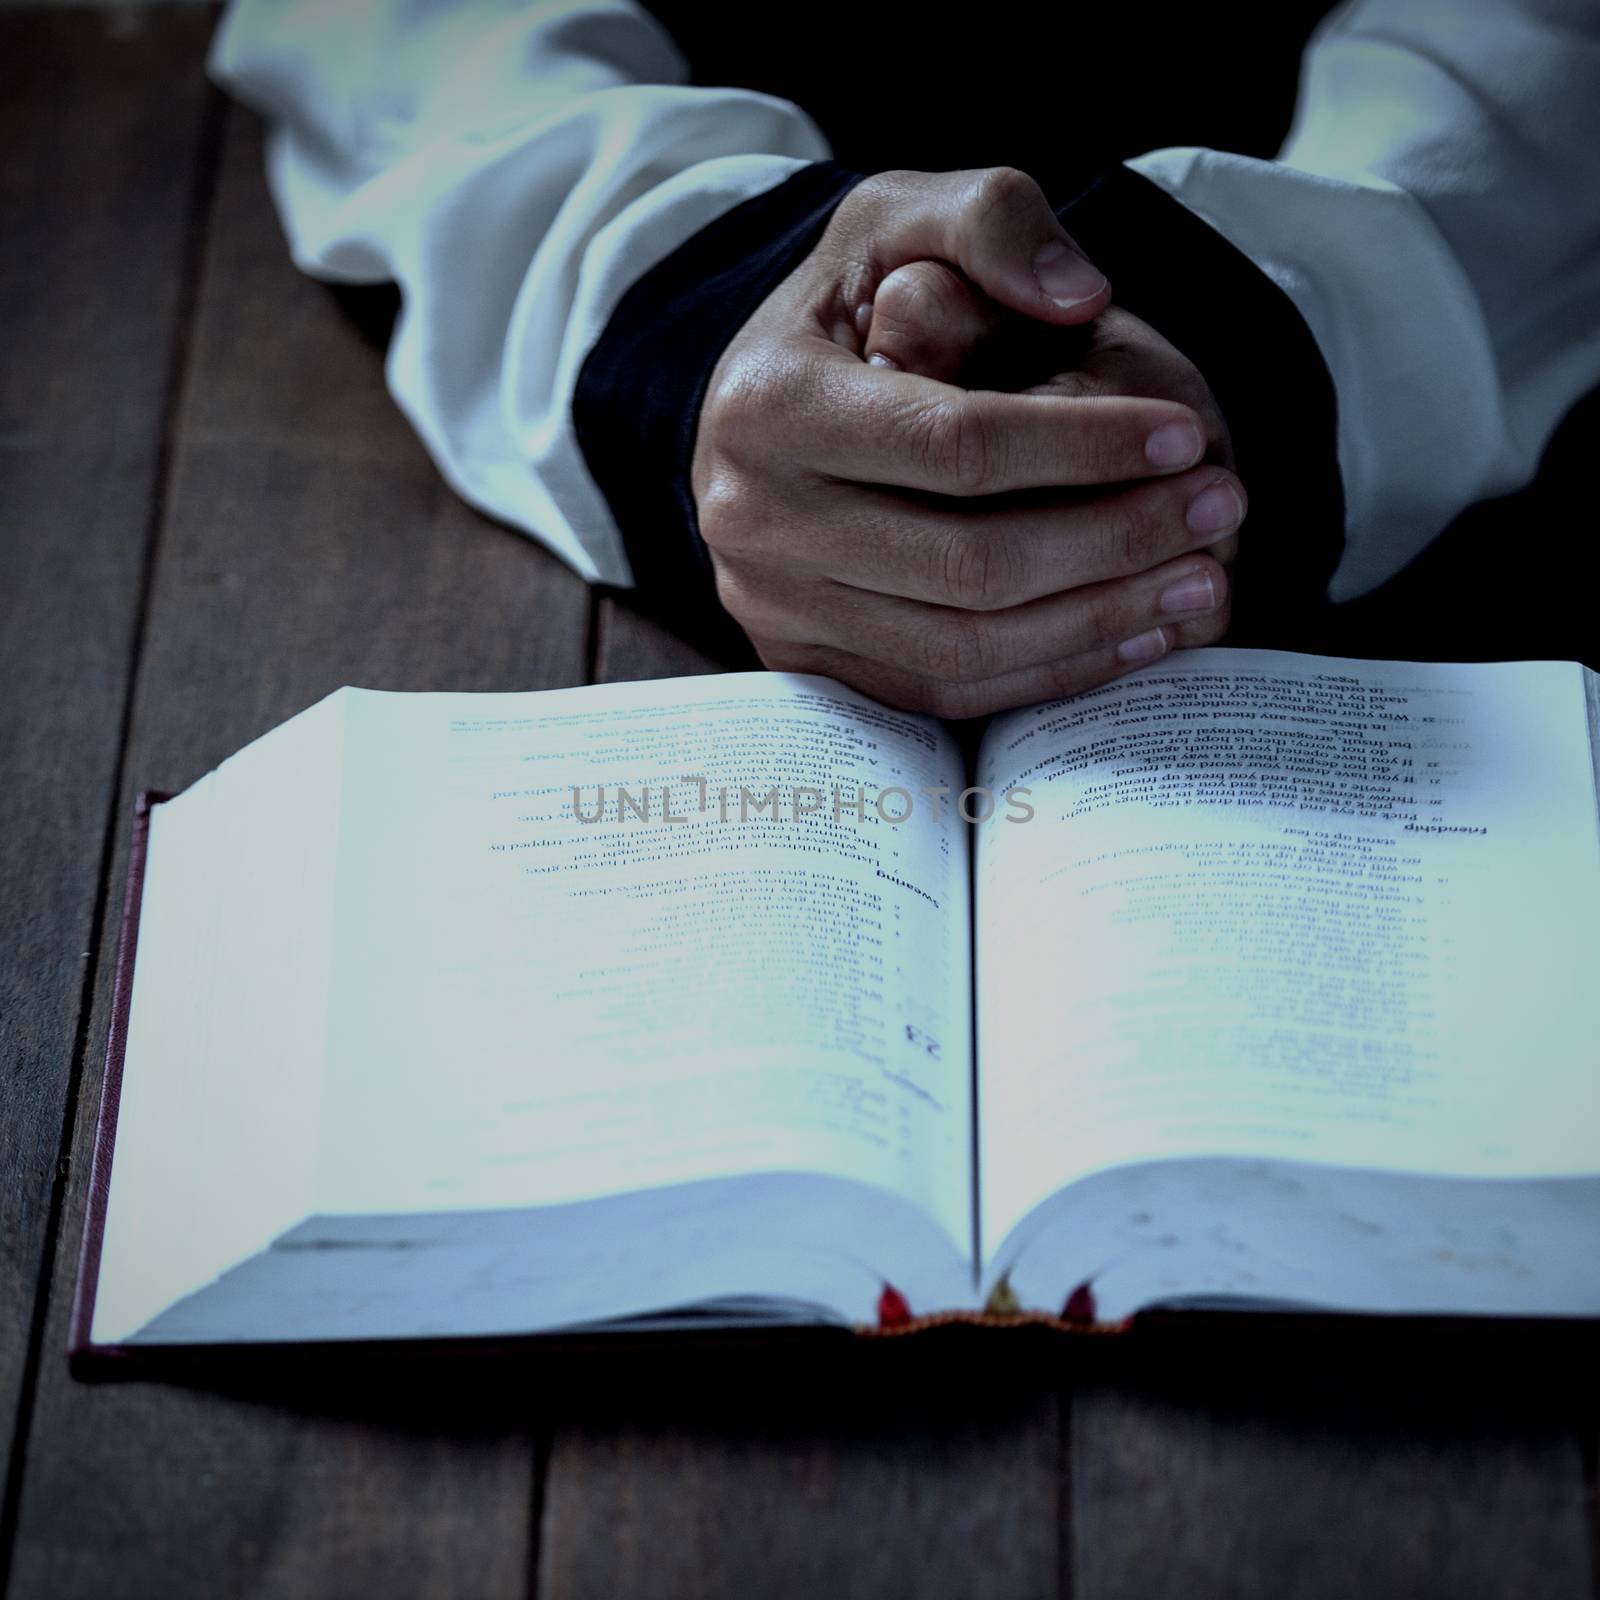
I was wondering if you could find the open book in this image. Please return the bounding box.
[74,648,1600,1359]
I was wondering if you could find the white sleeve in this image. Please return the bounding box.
[209,0,830,586]
[1127,0,1600,601]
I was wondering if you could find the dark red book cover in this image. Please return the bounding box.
[69,791,166,1377]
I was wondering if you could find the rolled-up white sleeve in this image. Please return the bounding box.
[1129,0,1600,601]
[209,0,830,586]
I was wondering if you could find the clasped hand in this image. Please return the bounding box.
[690,168,1244,717]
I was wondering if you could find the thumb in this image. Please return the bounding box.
[862,261,1005,381]
[871,167,1110,326]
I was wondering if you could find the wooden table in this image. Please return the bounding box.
[3,9,1597,1596]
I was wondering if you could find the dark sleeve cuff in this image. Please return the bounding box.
[1057,165,1345,642]
[574,160,865,660]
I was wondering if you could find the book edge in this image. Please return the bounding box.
[68,790,169,1372]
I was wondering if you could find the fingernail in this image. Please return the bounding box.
[867,351,898,369]
[1034,239,1107,309]
[1146,421,1203,469]
[1159,571,1216,615]
[1117,627,1169,664]
[1186,482,1243,537]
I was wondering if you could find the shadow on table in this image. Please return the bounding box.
[67,1314,1600,1445]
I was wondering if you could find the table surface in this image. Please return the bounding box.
[3,8,1598,1597]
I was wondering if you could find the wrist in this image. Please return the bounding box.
[574,161,865,653]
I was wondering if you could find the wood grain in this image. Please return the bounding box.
[8,101,587,1599]
[0,1,217,1533]
[538,1377,1065,1600]
[1070,1326,1597,1600]
[593,595,723,684]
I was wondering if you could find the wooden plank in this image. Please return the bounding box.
[1589,1428,1599,1600]
[0,0,218,1543]
[538,1376,1065,1600]
[1070,1327,1596,1600]
[593,595,723,683]
[9,103,589,1598]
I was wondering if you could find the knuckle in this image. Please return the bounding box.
[1077,423,1128,485]
[938,530,1018,610]
[1076,590,1127,654]
[905,402,953,483]
[698,379,738,446]
[839,170,919,236]
[926,682,979,719]
[966,165,1039,228]
[711,556,803,642]
[1110,501,1163,575]
[710,556,755,622]
[695,474,753,554]
[920,612,997,685]
[837,173,891,226]
[700,352,781,450]
[891,676,945,717]
[706,344,825,464]
[911,400,1001,494]
[864,169,916,201]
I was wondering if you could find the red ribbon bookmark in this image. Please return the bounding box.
[877,1283,913,1329]
[1061,1280,1097,1324]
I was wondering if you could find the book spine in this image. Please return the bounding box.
[853,1310,1133,1339]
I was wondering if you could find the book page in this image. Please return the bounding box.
[315,673,974,1260]
[93,694,346,1344]
[974,649,1600,1265]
